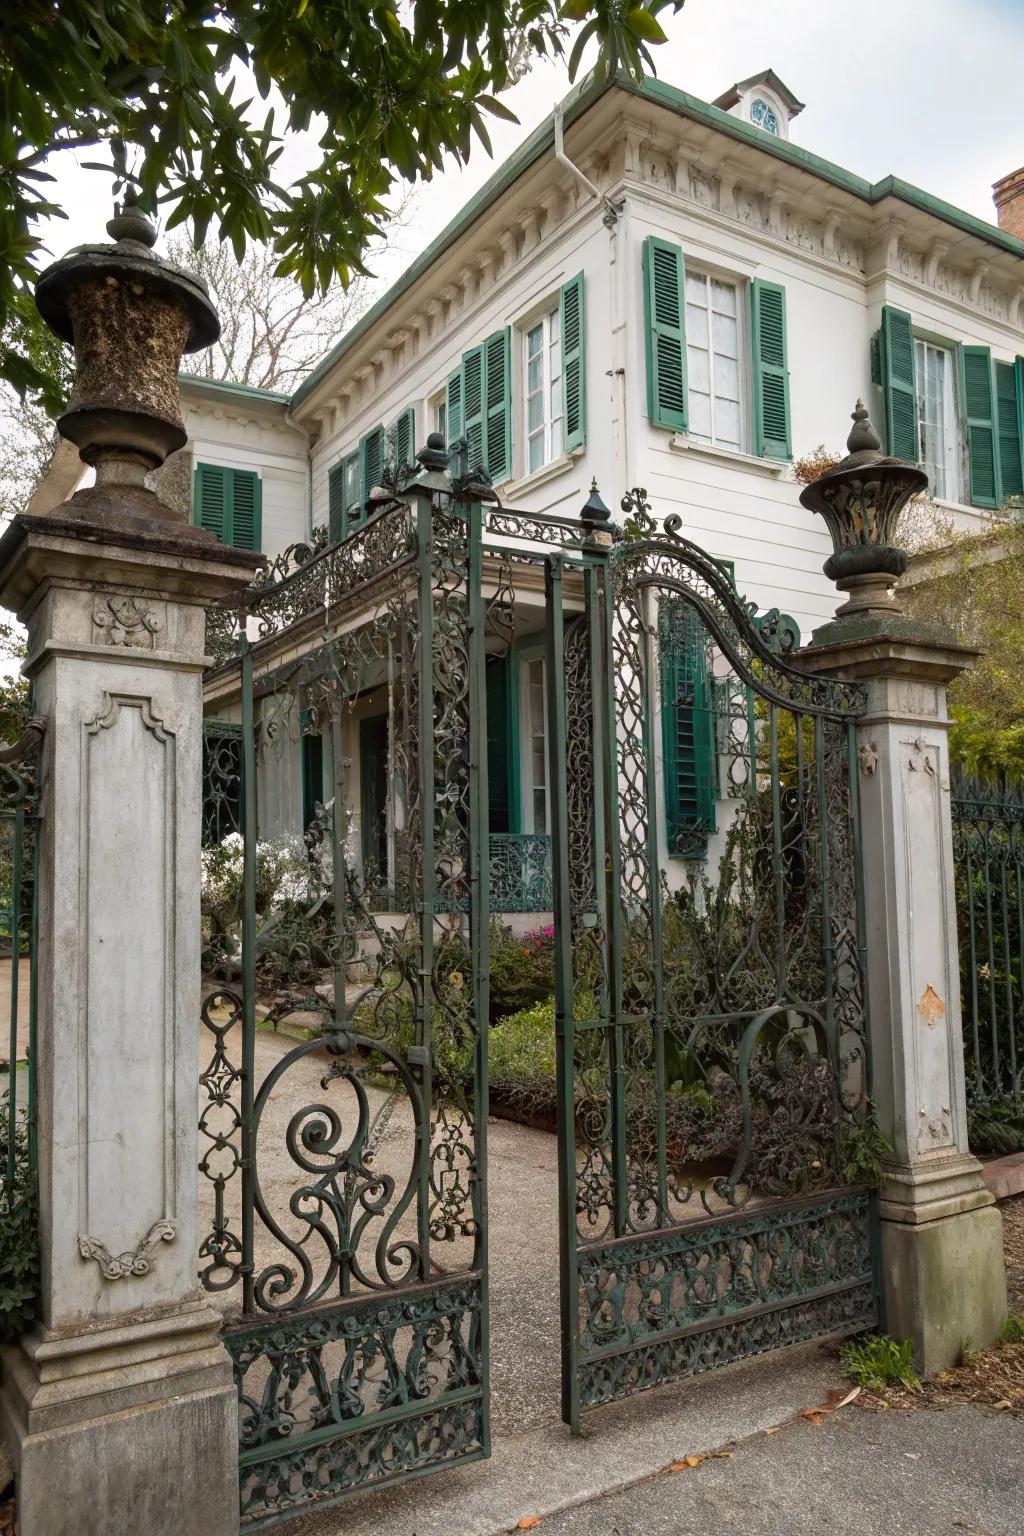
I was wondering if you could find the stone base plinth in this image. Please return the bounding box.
[881,1199,1008,1375]
[0,1300,238,1536]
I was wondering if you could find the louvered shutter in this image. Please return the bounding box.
[995,359,1023,502]
[962,346,1000,508]
[643,237,687,432]
[229,469,261,551]
[462,345,485,474]
[328,462,346,543]
[357,426,385,522]
[659,600,716,858]
[446,367,464,450]
[392,406,415,476]
[195,463,227,540]
[560,272,586,452]
[484,328,511,482]
[751,280,792,460]
[880,306,917,462]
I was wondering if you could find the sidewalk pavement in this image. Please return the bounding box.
[290,1341,1024,1536]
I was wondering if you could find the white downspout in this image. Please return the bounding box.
[553,103,622,228]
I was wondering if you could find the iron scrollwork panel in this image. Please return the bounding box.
[553,497,878,1426]
[197,482,490,1524]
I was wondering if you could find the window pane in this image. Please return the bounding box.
[527,352,542,394]
[717,398,741,448]
[528,433,544,473]
[528,391,544,433]
[689,390,712,440]
[527,323,543,357]
[712,309,738,358]
[716,355,740,401]
[687,344,710,393]
[551,417,563,457]
[686,302,709,346]
[549,306,560,344]
[685,273,707,305]
[712,279,737,316]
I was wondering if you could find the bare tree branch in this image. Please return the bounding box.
[171,189,417,394]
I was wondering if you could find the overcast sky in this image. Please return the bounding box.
[40,0,1024,304]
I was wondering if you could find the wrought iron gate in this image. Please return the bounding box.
[198,460,880,1523]
[543,493,880,1430]
[199,469,491,1527]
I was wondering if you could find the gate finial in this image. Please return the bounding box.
[799,400,927,624]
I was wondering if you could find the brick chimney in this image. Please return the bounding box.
[993,166,1024,239]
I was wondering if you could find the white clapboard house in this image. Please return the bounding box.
[155,66,1024,911]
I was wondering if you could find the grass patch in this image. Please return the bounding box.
[840,1335,921,1393]
[1000,1313,1024,1345]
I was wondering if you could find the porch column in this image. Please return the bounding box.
[798,405,1006,1373]
[0,208,258,1534]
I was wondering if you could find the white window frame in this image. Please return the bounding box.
[428,385,447,444]
[683,266,749,454]
[516,297,564,478]
[518,649,550,836]
[913,335,961,503]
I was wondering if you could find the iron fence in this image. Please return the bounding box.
[951,777,1024,1153]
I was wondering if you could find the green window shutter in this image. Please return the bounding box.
[560,272,586,452]
[961,345,1000,508]
[446,367,464,448]
[995,359,1023,502]
[228,468,261,551]
[195,463,227,540]
[462,344,485,474]
[300,712,324,833]
[484,327,512,482]
[879,306,917,461]
[357,426,385,523]
[328,462,346,544]
[751,279,792,460]
[642,236,687,432]
[391,406,415,477]
[659,600,716,858]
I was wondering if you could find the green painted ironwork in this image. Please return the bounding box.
[488,833,552,912]
[542,488,878,1430]
[197,464,880,1508]
[198,461,491,1527]
[951,777,1024,1150]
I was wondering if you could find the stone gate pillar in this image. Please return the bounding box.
[798,405,1007,1373]
[0,209,258,1534]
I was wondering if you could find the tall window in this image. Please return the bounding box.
[914,339,959,500]
[520,655,548,834]
[523,307,563,473]
[429,387,447,444]
[685,273,743,451]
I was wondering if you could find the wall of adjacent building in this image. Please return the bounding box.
[180,387,310,558]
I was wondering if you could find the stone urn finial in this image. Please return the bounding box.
[799,400,928,623]
[34,202,219,518]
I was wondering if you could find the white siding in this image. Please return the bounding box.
[182,391,309,558]
[311,209,618,529]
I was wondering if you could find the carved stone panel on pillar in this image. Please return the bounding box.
[0,207,259,1536]
[798,404,1007,1373]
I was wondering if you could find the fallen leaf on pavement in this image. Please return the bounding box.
[515,1519,542,1530]
[764,1426,781,1436]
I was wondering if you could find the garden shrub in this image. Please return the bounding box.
[487,919,554,1023]
[0,1097,38,1343]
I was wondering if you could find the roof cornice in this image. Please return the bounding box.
[287,70,1024,418]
